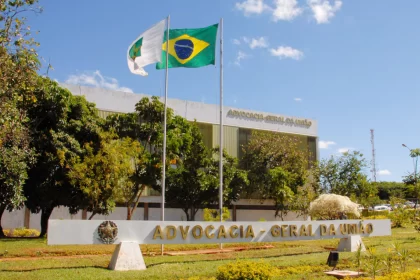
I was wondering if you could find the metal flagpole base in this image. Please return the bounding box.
[108,241,146,271]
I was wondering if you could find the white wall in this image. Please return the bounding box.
[2,206,306,231]
[2,209,25,229]
[236,210,307,222]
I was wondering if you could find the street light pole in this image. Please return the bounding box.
[402,144,419,207]
[402,144,417,183]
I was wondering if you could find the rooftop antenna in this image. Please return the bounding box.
[370,129,377,182]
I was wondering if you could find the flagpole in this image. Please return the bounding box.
[219,17,224,250]
[161,14,170,256]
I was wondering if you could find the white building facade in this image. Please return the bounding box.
[2,85,318,230]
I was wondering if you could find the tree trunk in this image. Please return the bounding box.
[88,211,96,220]
[183,209,190,221]
[39,207,54,237]
[127,205,132,220]
[0,204,6,238]
[189,207,196,221]
[127,187,144,220]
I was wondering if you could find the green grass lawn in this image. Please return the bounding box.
[1,227,420,279]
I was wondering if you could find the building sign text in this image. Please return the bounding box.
[227,109,312,128]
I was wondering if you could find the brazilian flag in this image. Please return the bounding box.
[156,24,218,69]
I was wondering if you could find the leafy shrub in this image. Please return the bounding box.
[348,243,414,279]
[405,209,420,222]
[276,265,327,276]
[363,211,390,218]
[181,277,216,280]
[216,260,274,280]
[415,223,420,233]
[364,247,381,279]
[389,208,411,228]
[363,215,389,220]
[3,227,40,237]
[204,207,230,222]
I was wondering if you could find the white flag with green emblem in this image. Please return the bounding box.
[127,19,166,76]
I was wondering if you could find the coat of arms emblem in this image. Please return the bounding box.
[97,221,118,244]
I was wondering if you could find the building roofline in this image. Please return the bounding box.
[61,84,318,137]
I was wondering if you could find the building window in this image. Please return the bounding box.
[307,136,317,167]
[238,128,252,160]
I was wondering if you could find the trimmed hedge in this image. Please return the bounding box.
[2,228,40,237]
[216,260,274,280]
[363,215,389,220]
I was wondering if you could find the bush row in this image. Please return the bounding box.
[2,228,40,237]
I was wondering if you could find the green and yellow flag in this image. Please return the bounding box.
[156,24,218,69]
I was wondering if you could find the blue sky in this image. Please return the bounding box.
[29,0,420,182]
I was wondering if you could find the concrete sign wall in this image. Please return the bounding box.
[48,219,391,245]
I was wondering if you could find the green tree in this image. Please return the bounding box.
[0,0,41,237]
[164,121,211,221]
[267,167,295,220]
[105,97,201,220]
[377,181,409,201]
[355,179,379,208]
[404,147,420,195]
[403,167,420,208]
[291,163,323,219]
[105,113,153,220]
[0,118,34,237]
[319,151,371,197]
[406,183,420,209]
[210,148,249,207]
[115,137,158,221]
[165,122,248,221]
[104,97,170,220]
[67,135,139,219]
[293,183,318,220]
[241,130,309,219]
[24,78,103,236]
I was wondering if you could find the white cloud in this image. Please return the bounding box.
[338,147,350,153]
[232,38,241,45]
[308,0,343,24]
[294,97,302,102]
[234,51,249,66]
[378,169,391,176]
[235,0,268,16]
[270,46,304,60]
[319,141,336,149]
[249,37,269,49]
[272,0,303,21]
[65,70,133,93]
